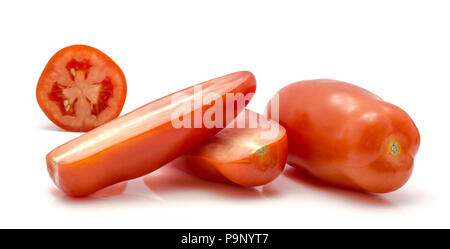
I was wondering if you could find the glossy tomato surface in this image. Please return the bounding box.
[37,45,127,132]
[47,71,256,196]
[267,79,420,193]
[175,109,288,187]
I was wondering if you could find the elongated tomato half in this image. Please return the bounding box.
[175,109,288,187]
[47,71,256,196]
[267,79,420,193]
[36,45,127,132]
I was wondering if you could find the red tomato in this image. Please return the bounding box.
[175,109,288,187]
[47,71,256,197]
[36,45,127,132]
[267,79,420,193]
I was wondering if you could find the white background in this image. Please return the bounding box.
[0,0,448,228]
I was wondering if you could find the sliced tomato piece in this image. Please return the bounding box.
[175,109,288,187]
[36,45,127,132]
[46,71,256,197]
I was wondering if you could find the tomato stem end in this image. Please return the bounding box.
[388,141,401,156]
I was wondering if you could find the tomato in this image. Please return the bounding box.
[36,45,127,132]
[175,109,288,187]
[267,79,420,193]
[47,71,256,197]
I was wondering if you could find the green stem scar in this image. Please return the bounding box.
[256,145,268,156]
[389,141,401,156]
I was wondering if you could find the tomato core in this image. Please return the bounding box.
[47,58,114,118]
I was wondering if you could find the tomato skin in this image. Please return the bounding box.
[47,71,256,197]
[175,109,288,187]
[267,79,420,193]
[36,45,127,132]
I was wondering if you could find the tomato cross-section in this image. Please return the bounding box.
[36,45,127,132]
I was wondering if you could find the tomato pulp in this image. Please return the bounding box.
[175,109,288,187]
[36,45,127,132]
[47,71,256,196]
[267,79,420,193]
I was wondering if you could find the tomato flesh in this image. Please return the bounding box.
[175,109,288,187]
[37,45,126,132]
[267,79,420,193]
[46,71,256,197]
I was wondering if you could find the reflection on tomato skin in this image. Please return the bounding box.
[268,79,420,193]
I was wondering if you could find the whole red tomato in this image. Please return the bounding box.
[267,79,420,193]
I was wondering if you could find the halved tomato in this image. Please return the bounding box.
[36,45,127,132]
[175,109,288,187]
[47,71,256,197]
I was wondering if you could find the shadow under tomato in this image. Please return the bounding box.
[35,121,64,132]
[284,166,394,206]
[50,181,129,201]
[50,162,269,203]
[49,179,166,208]
[142,163,269,200]
[90,182,128,198]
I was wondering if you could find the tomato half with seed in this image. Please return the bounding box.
[36,45,127,132]
[267,79,420,193]
[175,109,288,187]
